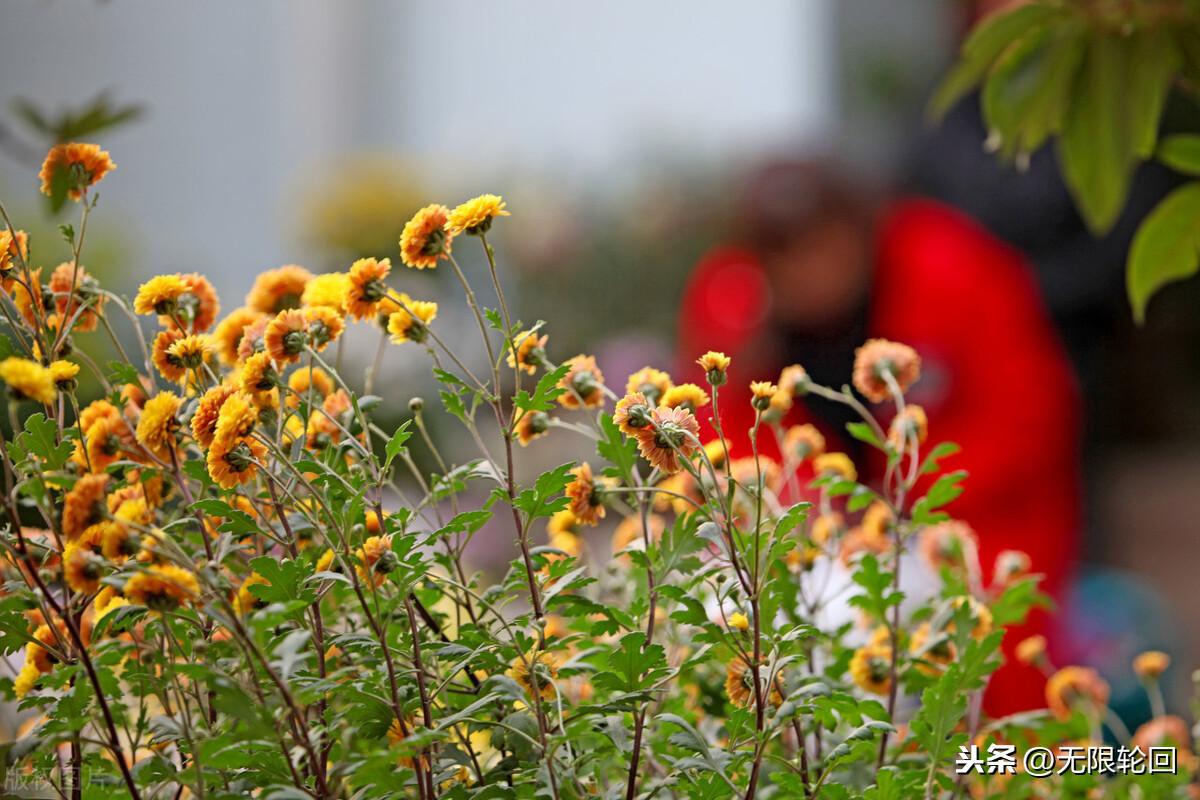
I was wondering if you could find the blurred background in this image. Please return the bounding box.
[1,0,1198,726]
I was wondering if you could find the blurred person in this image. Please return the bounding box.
[677,159,1081,712]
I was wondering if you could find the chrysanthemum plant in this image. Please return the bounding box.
[0,145,1192,799]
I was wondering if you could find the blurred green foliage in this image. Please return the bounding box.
[931,0,1200,321]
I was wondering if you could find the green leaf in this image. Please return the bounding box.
[927,3,1066,121]
[919,442,961,475]
[247,557,315,605]
[1127,27,1180,159]
[990,575,1051,627]
[653,516,705,576]
[824,720,894,766]
[845,422,884,450]
[596,412,638,478]
[592,631,670,694]
[512,462,574,521]
[1058,34,1138,234]
[191,498,260,538]
[1126,182,1200,322]
[7,413,73,472]
[911,470,967,526]
[909,631,1003,781]
[1157,135,1200,177]
[981,19,1084,157]
[383,420,412,470]
[512,363,568,413]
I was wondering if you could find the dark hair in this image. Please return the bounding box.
[733,159,872,254]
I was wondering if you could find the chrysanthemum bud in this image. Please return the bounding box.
[696,351,730,386]
[1133,650,1170,680]
[749,381,777,412]
[408,397,424,413]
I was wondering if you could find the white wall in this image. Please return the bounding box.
[0,0,834,293]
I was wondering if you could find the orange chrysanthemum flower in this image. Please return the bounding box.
[565,462,610,526]
[236,317,271,362]
[992,549,1031,586]
[238,351,279,400]
[813,452,856,482]
[1133,650,1171,680]
[263,309,309,364]
[1045,666,1110,721]
[49,262,105,332]
[852,338,921,403]
[782,424,825,462]
[212,308,266,365]
[888,405,928,451]
[151,329,188,382]
[634,406,700,474]
[400,204,454,269]
[625,367,673,405]
[213,391,257,446]
[135,392,182,461]
[206,434,266,489]
[557,355,605,409]
[448,194,509,236]
[613,392,652,437]
[39,142,115,200]
[286,366,334,408]
[245,265,312,314]
[62,473,109,540]
[508,330,548,375]
[192,384,237,448]
[345,257,392,320]
[303,306,344,351]
[173,273,221,332]
[0,228,29,276]
[778,364,809,396]
[84,414,134,473]
[514,409,551,446]
[725,656,782,709]
[1015,635,1047,666]
[917,520,979,575]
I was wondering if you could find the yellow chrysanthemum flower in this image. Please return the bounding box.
[661,383,709,413]
[0,357,56,404]
[813,452,856,483]
[233,572,270,615]
[506,651,558,700]
[301,271,351,311]
[387,296,438,344]
[48,360,79,389]
[124,564,199,612]
[136,392,182,460]
[448,193,509,236]
[134,274,189,316]
[849,643,893,695]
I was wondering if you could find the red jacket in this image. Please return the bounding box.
[677,198,1081,712]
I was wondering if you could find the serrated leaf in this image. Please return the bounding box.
[383,420,412,470]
